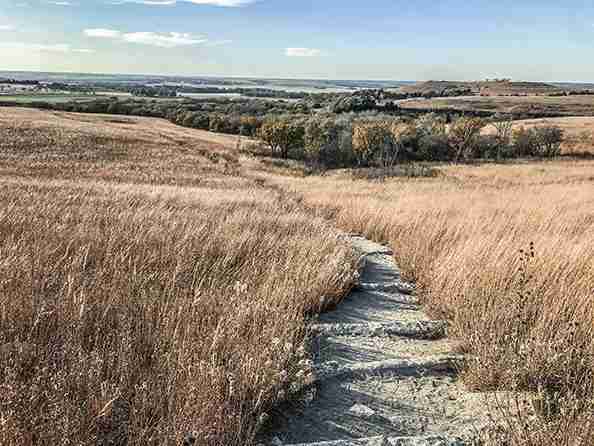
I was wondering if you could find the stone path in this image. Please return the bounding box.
[262,236,495,446]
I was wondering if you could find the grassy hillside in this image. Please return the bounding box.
[270,159,594,445]
[0,108,358,446]
[2,107,593,445]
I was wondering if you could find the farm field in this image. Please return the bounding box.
[0,107,357,446]
[401,94,594,117]
[0,93,100,104]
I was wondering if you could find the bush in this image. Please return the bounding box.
[449,117,487,160]
[331,92,377,113]
[512,125,564,158]
[416,113,447,137]
[239,116,261,137]
[209,114,240,134]
[390,121,420,160]
[513,127,535,157]
[258,117,305,159]
[304,117,346,167]
[352,120,398,166]
[533,126,564,157]
[417,133,451,161]
[192,113,210,130]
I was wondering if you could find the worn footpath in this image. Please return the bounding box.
[262,235,496,446]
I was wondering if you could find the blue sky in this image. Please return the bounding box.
[0,0,593,81]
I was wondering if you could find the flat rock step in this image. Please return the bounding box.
[316,355,461,382]
[311,321,447,340]
[357,281,416,295]
[282,435,467,446]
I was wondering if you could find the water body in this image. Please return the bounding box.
[0,71,414,94]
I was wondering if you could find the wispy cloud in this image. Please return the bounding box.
[114,0,255,6]
[286,47,322,57]
[84,28,121,38]
[0,42,94,53]
[84,28,214,48]
[47,1,74,5]
[123,32,206,47]
[0,24,15,31]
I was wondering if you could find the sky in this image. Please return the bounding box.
[1,0,594,81]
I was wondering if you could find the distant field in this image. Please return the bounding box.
[0,92,185,104]
[401,94,594,117]
[0,93,99,104]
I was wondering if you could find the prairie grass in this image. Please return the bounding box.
[271,160,594,445]
[0,109,358,445]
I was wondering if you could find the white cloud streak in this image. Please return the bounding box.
[114,0,255,6]
[84,28,212,48]
[0,42,94,53]
[0,25,15,31]
[286,47,322,57]
[84,28,121,38]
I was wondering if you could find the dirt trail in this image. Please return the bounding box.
[261,235,495,446]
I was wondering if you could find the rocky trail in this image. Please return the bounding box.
[261,235,495,446]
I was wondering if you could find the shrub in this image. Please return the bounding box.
[352,120,397,166]
[533,126,564,157]
[512,125,564,158]
[416,113,447,137]
[192,113,210,130]
[490,116,514,159]
[209,114,240,135]
[448,117,487,160]
[512,126,535,157]
[258,117,305,159]
[417,133,451,161]
[331,92,377,114]
[304,117,344,166]
[181,112,196,128]
[239,116,261,137]
[391,121,424,161]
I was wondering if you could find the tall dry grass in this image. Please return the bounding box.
[0,110,358,445]
[271,161,594,444]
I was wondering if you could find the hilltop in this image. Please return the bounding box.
[400,79,564,97]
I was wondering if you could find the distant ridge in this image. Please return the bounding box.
[401,79,564,96]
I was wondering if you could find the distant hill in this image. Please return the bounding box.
[399,80,478,96]
[478,80,563,96]
[400,80,564,96]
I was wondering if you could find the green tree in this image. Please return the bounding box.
[448,117,486,160]
[258,117,305,159]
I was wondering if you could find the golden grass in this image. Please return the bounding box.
[4,105,594,445]
[0,108,358,445]
[270,160,594,444]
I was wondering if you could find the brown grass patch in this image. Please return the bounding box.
[0,109,358,445]
[269,160,594,444]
